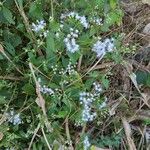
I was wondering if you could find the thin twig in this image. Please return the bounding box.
[67,55,104,88]
[28,123,41,150]
[0,44,24,75]
[29,63,46,115]
[65,117,74,150]
[123,61,150,108]
[0,86,17,125]
[77,55,83,71]
[14,0,35,42]
[41,127,52,150]
[14,0,43,56]
[0,75,23,81]
[86,54,104,74]
[51,0,54,19]
[84,62,114,72]
[122,117,136,150]
[29,62,53,132]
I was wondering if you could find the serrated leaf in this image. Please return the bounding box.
[29,1,43,19]
[110,0,117,9]
[46,33,56,57]
[4,42,15,56]
[56,111,68,118]
[136,70,150,87]
[67,51,81,64]
[102,76,109,89]
[22,83,35,95]
[0,96,6,104]
[2,6,15,24]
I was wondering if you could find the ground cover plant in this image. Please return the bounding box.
[0,0,150,149]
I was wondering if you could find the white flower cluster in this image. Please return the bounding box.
[99,96,107,110]
[51,65,58,74]
[79,82,103,122]
[60,12,89,28]
[6,110,22,125]
[38,78,55,95]
[80,92,96,122]
[93,83,107,109]
[74,120,83,127]
[83,136,90,150]
[64,28,80,53]
[59,62,76,75]
[99,101,107,109]
[40,85,54,95]
[93,82,103,96]
[32,20,46,32]
[32,20,49,37]
[92,38,115,57]
[92,17,103,25]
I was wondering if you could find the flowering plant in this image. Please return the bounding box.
[0,0,131,149]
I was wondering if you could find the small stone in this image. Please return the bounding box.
[143,23,150,35]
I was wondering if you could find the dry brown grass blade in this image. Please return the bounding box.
[29,63,53,132]
[77,55,83,71]
[14,0,43,56]
[29,63,46,115]
[86,54,104,74]
[0,75,23,81]
[65,118,74,150]
[123,61,150,108]
[108,96,123,116]
[41,127,52,150]
[0,44,24,75]
[91,146,111,150]
[142,0,150,5]
[14,0,35,41]
[0,132,4,141]
[0,44,4,52]
[28,123,40,150]
[84,62,115,72]
[122,117,137,150]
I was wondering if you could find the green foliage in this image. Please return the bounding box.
[92,133,122,149]
[136,70,150,87]
[2,6,15,24]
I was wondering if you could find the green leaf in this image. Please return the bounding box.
[110,0,117,9]
[56,111,68,118]
[46,33,56,57]
[4,42,15,56]
[136,70,150,87]
[0,96,6,104]
[29,1,43,19]
[102,76,109,89]
[17,0,23,8]
[22,83,35,95]
[67,51,81,64]
[0,54,4,60]
[2,6,15,24]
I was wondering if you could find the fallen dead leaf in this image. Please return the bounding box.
[0,132,4,141]
[122,118,136,150]
[123,61,150,108]
[91,145,111,150]
[143,23,150,35]
[142,0,150,5]
[108,96,124,116]
[0,44,4,52]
